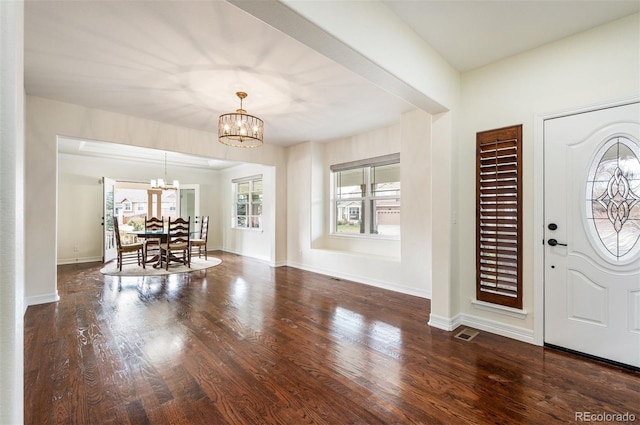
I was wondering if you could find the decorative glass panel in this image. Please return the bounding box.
[586,136,640,261]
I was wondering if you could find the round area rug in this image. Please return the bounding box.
[100,257,222,277]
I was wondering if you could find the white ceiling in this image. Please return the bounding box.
[384,1,640,73]
[25,0,639,166]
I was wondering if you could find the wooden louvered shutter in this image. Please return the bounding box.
[476,125,523,309]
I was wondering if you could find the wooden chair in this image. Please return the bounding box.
[113,218,145,271]
[160,216,190,270]
[144,216,163,264]
[190,216,209,260]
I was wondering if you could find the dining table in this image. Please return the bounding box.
[129,229,195,268]
[129,230,168,268]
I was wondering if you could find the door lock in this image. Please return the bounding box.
[547,239,567,247]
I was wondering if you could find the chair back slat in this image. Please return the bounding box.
[167,216,190,247]
[199,216,209,241]
[145,216,163,232]
[113,218,123,249]
[112,217,145,271]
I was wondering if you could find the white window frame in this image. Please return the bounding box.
[232,174,263,230]
[330,154,400,238]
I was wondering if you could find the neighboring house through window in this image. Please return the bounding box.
[331,153,400,237]
[233,175,263,229]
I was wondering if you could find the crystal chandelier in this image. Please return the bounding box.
[218,91,264,148]
[150,153,179,190]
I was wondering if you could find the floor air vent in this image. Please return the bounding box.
[454,328,479,342]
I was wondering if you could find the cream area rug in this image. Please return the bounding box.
[100,257,222,277]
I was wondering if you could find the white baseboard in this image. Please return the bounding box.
[286,260,431,299]
[222,248,272,264]
[57,256,102,265]
[428,312,536,345]
[461,313,535,344]
[428,313,463,331]
[25,291,60,308]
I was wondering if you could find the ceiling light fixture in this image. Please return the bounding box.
[218,91,264,148]
[150,153,179,190]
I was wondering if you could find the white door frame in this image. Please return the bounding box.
[533,95,640,347]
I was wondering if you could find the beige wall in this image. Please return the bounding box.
[455,13,640,341]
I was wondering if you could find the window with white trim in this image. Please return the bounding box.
[331,154,400,237]
[232,175,262,229]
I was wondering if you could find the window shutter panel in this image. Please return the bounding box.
[476,125,523,309]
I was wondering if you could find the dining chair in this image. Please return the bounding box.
[190,216,209,260]
[144,216,164,263]
[160,216,190,270]
[113,217,145,271]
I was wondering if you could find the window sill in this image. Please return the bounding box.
[232,227,263,233]
[471,299,528,319]
[329,233,400,241]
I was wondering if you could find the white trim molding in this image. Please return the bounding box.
[428,312,535,344]
[25,291,60,308]
[471,299,528,319]
[57,256,102,265]
[287,260,431,300]
[428,313,462,331]
[461,313,535,344]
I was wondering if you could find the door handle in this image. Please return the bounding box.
[547,239,567,247]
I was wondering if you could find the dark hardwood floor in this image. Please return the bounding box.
[25,251,639,424]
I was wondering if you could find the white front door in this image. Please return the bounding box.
[544,101,640,368]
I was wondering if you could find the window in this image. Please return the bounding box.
[233,175,262,229]
[331,154,400,237]
[476,125,522,309]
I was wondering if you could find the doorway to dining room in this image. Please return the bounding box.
[104,179,200,263]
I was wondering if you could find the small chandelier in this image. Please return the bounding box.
[150,153,179,190]
[218,91,264,148]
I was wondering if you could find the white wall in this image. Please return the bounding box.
[0,1,24,423]
[279,0,458,112]
[455,13,640,342]
[286,110,436,298]
[57,153,222,264]
[25,96,288,305]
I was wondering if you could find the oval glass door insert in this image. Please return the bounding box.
[585,135,640,261]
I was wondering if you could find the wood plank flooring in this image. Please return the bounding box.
[25,251,640,424]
